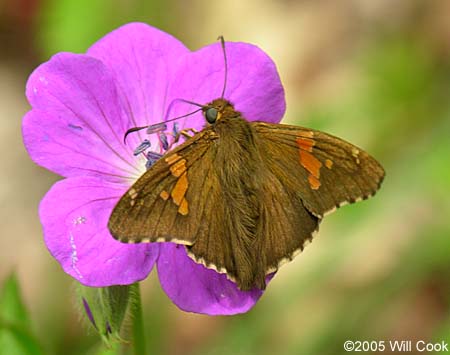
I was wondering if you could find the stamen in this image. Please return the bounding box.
[147,151,163,160]
[173,122,180,137]
[131,120,186,172]
[132,124,173,171]
[159,132,169,151]
[146,122,167,135]
[133,139,151,156]
[146,151,163,170]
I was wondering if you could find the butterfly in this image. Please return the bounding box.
[108,37,385,291]
[108,95,385,291]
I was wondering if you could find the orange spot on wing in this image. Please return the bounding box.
[171,172,188,206]
[170,159,187,177]
[165,153,181,165]
[178,197,189,215]
[298,130,314,138]
[296,137,315,152]
[299,147,323,190]
[325,159,333,169]
[299,150,322,178]
[160,190,170,200]
[308,175,321,190]
[128,188,138,199]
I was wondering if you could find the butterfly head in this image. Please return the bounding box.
[203,98,239,124]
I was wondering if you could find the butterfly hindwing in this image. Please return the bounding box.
[255,168,320,274]
[187,116,321,290]
[252,121,385,218]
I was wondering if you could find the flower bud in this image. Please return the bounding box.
[76,283,131,345]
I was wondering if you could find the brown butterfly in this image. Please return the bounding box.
[108,39,385,291]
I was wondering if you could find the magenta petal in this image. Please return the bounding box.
[157,243,267,315]
[24,53,141,181]
[165,42,286,132]
[87,23,189,130]
[39,177,158,286]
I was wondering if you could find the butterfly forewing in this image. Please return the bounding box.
[252,122,385,217]
[108,128,216,244]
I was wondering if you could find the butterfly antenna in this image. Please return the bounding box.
[163,98,204,122]
[123,125,148,143]
[123,107,203,144]
[124,37,228,145]
[166,107,203,122]
[218,36,228,99]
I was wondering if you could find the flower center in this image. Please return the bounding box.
[133,122,180,170]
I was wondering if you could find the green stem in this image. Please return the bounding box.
[130,283,146,355]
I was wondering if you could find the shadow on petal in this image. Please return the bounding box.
[39,176,159,286]
[157,243,273,315]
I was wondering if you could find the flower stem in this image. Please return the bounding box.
[130,283,146,355]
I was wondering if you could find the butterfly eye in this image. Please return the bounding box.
[205,107,218,124]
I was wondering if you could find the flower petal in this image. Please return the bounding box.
[165,41,286,131]
[24,53,143,182]
[39,177,158,286]
[157,243,268,315]
[87,22,189,132]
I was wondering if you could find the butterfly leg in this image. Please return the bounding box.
[171,128,199,145]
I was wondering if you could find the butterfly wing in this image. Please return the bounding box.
[109,122,266,290]
[109,128,219,245]
[109,118,385,291]
[251,165,320,277]
[252,121,385,218]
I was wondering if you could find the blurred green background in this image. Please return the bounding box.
[1,0,449,354]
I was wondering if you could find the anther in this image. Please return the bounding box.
[159,132,169,151]
[146,122,167,135]
[146,151,163,169]
[173,122,180,137]
[133,139,151,156]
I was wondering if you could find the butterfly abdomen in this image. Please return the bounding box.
[189,117,267,290]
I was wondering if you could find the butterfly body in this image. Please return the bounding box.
[109,98,384,291]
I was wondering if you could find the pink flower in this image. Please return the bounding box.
[22,23,285,315]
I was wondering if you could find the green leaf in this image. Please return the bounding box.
[0,274,30,327]
[86,341,121,355]
[37,0,175,57]
[0,273,44,355]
